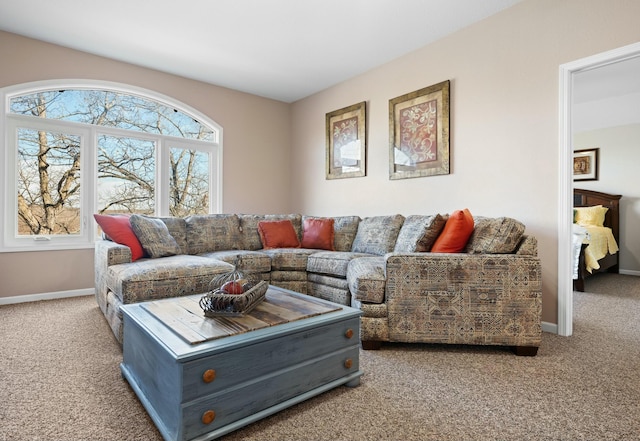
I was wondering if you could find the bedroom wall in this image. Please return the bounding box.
[574,124,640,274]
[289,0,640,325]
[0,31,291,299]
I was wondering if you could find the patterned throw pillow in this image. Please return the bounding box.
[129,214,182,258]
[465,216,526,254]
[393,214,447,252]
[351,215,405,255]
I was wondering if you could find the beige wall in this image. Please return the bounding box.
[290,0,640,324]
[0,31,291,298]
[3,0,640,325]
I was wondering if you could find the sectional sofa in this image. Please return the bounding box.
[94,211,542,355]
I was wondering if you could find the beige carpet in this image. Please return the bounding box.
[1,273,639,441]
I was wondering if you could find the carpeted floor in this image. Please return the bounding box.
[1,273,639,441]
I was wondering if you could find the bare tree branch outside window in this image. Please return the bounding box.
[10,89,215,236]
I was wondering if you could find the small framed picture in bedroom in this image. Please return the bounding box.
[573,148,599,181]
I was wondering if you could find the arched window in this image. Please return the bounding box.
[1,80,222,251]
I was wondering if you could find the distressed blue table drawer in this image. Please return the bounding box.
[182,318,359,401]
[182,346,360,440]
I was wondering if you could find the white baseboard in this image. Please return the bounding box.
[542,321,558,334]
[619,269,640,277]
[0,288,94,305]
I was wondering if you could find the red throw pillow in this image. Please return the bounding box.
[301,218,335,250]
[257,220,301,249]
[93,214,145,261]
[430,209,475,253]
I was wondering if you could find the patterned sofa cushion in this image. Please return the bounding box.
[238,214,302,250]
[307,251,374,278]
[197,250,272,274]
[106,255,234,303]
[159,216,188,254]
[186,214,240,254]
[351,214,405,255]
[261,248,318,271]
[465,217,526,254]
[347,256,386,303]
[394,214,447,252]
[515,235,538,256]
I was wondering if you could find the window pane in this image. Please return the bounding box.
[97,134,155,215]
[169,147,209,217]
[10,90,216,141]
[16,128,81,236]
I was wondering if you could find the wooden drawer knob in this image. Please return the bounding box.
[344,358,353,369]
[202,369,216,383]
[202,410,216,425]
[345,329,354,339]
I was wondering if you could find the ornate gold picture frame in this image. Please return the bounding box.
[326,101,366,179]
[389,80,450,180]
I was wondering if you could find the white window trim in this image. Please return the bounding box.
[1,79,223,252]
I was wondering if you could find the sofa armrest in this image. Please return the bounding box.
[515,234,538,256]
[384,252,542,346]
[94,240,134,317]
[95,239,133,267]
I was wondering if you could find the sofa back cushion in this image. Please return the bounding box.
[351,214,405,255]
[185,214,240,254]
[238,214,302,250]
[330,216,361,252]
[465,216,526,254]
[394,214,447,252]
[159,216,188,254]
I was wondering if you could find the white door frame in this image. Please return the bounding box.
[557,41,640,336]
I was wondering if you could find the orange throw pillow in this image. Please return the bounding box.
[258,220,301,249]
[93,214,145,261]
[430,209,475,253]
[301,218,335,250]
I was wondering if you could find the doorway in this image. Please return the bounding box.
[558,41,640,336]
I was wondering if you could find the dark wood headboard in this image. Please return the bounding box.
[573,188,622,242]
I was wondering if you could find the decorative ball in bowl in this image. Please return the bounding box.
[199,263,268,317]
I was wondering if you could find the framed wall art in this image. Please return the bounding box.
[573,148,599,181]
[389,80,450,180]
[326,101,366,179]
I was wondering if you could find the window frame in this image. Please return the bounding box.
[1,80,223,252]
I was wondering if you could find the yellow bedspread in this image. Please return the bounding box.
[582,225,619,273]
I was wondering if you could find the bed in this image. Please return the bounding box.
[573,189,622,292]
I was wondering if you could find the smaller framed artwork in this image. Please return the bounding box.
[389,80,450,180]
[573,148,599,181]
[326,101,366,179]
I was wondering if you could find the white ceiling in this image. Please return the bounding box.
[573,55,640,104]
[572,55,640,132]
[0,0,523,102]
